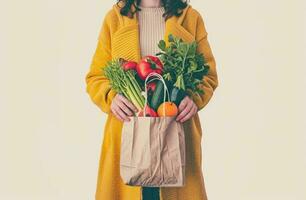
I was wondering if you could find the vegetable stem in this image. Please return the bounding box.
[102,59,145,110]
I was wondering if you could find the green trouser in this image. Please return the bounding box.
[142,187,160,200]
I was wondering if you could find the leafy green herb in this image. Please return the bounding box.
[156,34,210,95]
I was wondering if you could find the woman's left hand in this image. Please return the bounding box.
[176,96,198,123]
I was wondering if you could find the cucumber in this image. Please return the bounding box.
[150,81,166,111]
[170,87,187,107]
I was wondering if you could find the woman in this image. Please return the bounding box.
[85,0,219,199]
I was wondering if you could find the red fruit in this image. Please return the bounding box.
[136,55,163,80]
[147,81,157,92]
[138,105,158,117]
[122,61,137,71]
[146,55,163,69]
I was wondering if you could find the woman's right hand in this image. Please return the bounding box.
[111,94,138,122]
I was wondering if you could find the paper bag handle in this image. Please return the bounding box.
[140,72,170,117]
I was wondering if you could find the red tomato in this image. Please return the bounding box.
[146,55,163,69]
[136,55,163,80]
[147,81,157,92]
[122,61,137,71]
[138,105,158,117]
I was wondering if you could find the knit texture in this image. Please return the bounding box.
[85,2,218,199]
[137,5,165,57]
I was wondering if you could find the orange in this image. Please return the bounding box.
[157,102,178,117]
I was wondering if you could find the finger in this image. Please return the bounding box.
[178,97,189,112]
[117,100,134,116]
[118,95,138,112]
[111,108,125,122]
[110,100,117,115]
[177,101,192,121]
[192,104,198,116]
[111,95,120,111]
[176,101,193,121]
[190,104,198,116]
[193,104,199,113]
[115,107,131,122]
[180,105,197,123]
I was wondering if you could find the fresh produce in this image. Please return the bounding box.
[149,80,168,111]
[157,102,178,117]
[145,73,174,115]
[170,87,186,107]
[102,59,145,111]
[101,33,209,118]
[136,55,163,80]
[145,55,163,68]
[146,81,156,92]
[138,105,158,117]
[122,60,137,71]
[156,34,210,101]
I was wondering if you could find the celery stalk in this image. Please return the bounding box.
[125,77,144,109]
[102,59,145,110]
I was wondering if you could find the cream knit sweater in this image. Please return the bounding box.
[137,5,165,58]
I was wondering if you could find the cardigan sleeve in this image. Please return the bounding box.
[85,13,117,114]
[191,13,219,111]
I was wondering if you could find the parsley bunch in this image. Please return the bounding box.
[156,34,210,96]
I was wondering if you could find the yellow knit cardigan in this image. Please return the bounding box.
[85,2,218,200]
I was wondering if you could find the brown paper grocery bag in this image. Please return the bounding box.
[119,116,186,187]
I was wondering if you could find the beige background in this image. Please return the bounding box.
[1,0,305,199]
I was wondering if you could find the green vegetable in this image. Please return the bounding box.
[156,34,210,96]
[149,80,169,111]
[102,59,145,110]
[170,87,186,107]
